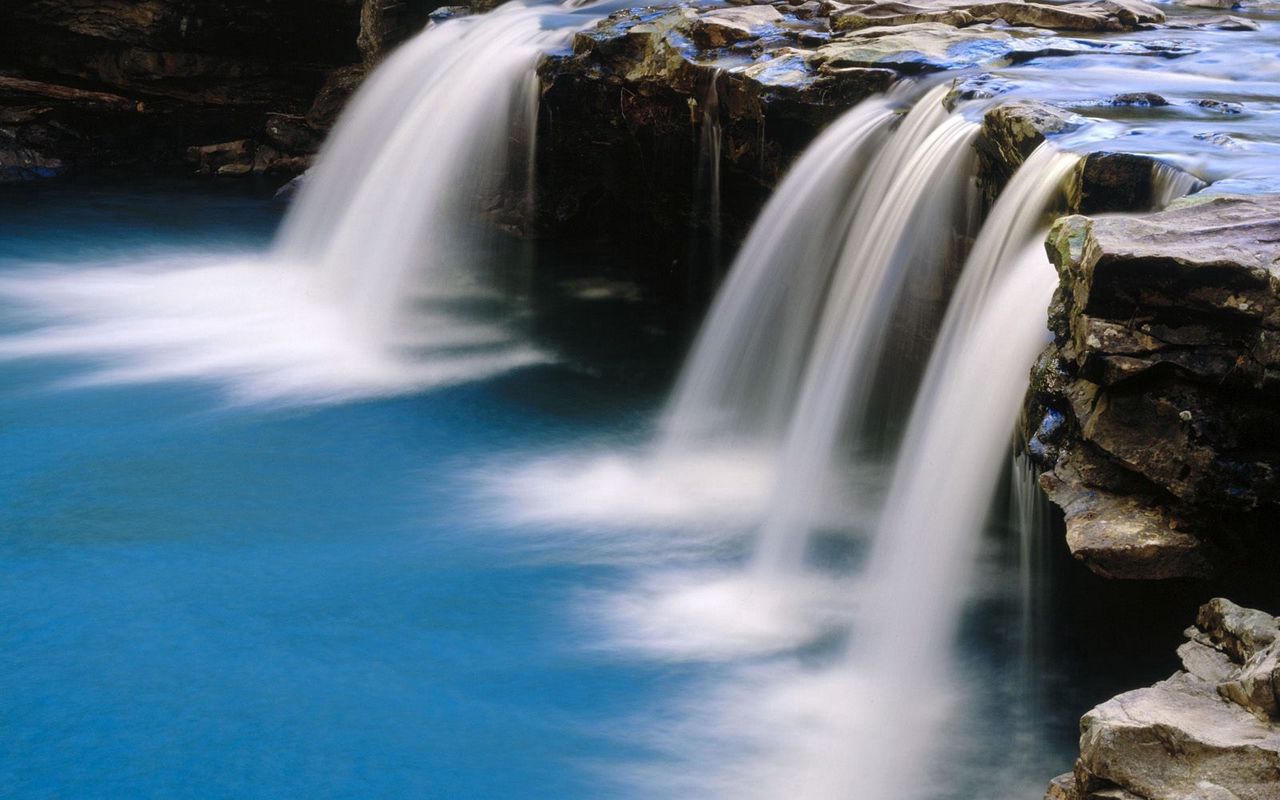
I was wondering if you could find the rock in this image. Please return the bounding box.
[1197,598,1280,664]
[185,139,255,176]
[1070,152,1201,214]
[358,0,438,65]
[1049,600,1280,800]
[827,0,1164,32]
[1164,14,1260,30]
[976,99,1084,199]
[0,135,67,182]
[274,171,309,202]
[690,5,784,47]
[1031,196,1280,579]
[1110,92,1168,106]
[0,0,365,176]
[1040,448,1215,579]
[1044,772,1076,800]
[263,112,322,154]
[830,2,976,32]
[1193,98,1245,114]
[306,65,366,131]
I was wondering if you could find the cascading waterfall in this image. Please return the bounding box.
[0,1,623,404]
[275,3,579,346]
[751,86,980,571]
[660,95,898,448]
[654,146,1081,800]
[788,147,1077,799]
[1151,160,1206,209]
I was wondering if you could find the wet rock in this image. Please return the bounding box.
[1031,196,1280,578]
[1047,599,1280,800]
[185,138,254,175]
[306,65,367,131]
[263,112,322,154]
[827,0,1164,32]
[1164,13,1260,30]
[1110,91,1168,106]
[691,5,784,48]
[976,99,1084,199]
[829,1,976,31]
[358,0,439,65]
[1069,152,1200,213]
[0,133,67,182]
[1192,98,1245,114]
[943,73,1017,107]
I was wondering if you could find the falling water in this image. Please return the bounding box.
[660,94,899,446]
[695,69,725,275]
[752,86,980,572]
[275,3,580,344]
[0,1,623,404]
[813,147,1077,799]
[1151,160,1207,209]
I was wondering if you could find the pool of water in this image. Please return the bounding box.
[0,178,1272,800]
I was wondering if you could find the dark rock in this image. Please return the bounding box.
[306,65,367,131]
[1068,152,1201,214]
[1110,91,1168,106]
[0,0,366,177]
[976,100,1085,200]
[358,0,442,65]
[1192,98,1245,114]
[263,112,322,154]
[1031,196,1280,579]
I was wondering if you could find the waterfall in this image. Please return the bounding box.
[0,1,624,404]
[751,86,980,572]
[274,3,574,347]
[1151,160,1207,209]
[695,69,725,276]
[806,145,1077,798]
[661,95,898,448]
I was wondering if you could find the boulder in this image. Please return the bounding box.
[1046,599,1280,800]
[1030,196,1280,579]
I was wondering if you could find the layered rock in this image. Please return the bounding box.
[533,0,1197,277]
[1027,195,1280,579]
[0,0,495,181]
[0,0,373,179]
[1046,598,1280,800]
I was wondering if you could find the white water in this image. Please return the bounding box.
[752,87,980,572]
[661,93,899,446]
[0,2,619,404]
[1151,160,1207,209]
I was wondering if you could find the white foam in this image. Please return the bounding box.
[0,253,546,405]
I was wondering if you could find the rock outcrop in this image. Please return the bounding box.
[0,0,492,181]
[1046,598,1280,800]
[1028,195,1280,579]
[532,0,1199,278]
[0,0,374,179]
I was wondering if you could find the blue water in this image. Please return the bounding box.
[3,179,1271,800]
[0,179,690,800]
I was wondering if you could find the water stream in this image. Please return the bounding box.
[3,2,1278,799]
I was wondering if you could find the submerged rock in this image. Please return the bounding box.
[1046,599,1280,800]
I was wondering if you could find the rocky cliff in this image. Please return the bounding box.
[1027,196,1280,580]
[0,0,457,181]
